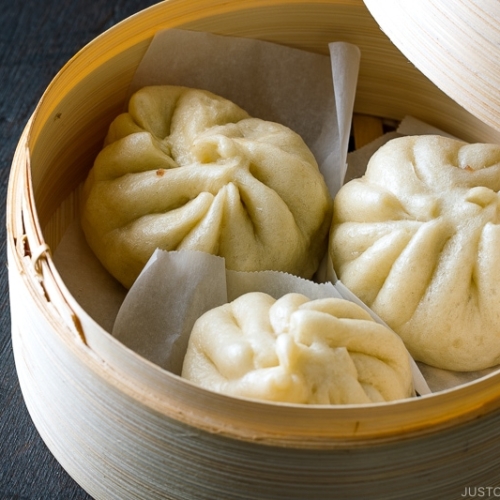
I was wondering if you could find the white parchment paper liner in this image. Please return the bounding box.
[127,29,359,195]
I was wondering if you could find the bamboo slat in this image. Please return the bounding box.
[352,114,385,149]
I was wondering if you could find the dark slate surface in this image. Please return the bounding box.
[0,1,159,498]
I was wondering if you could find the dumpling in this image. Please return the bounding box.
[81,85,332,288]
[181,292,413,405]
[330,135,500,371]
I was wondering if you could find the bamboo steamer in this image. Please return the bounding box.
[8,1,500,498]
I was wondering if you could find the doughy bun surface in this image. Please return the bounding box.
[330,135,500,371]
[82,86,331,288]
[182,292,413,405]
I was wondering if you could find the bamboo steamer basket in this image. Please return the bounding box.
[8,0,500,498]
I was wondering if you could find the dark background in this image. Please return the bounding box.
[0,1,159,498]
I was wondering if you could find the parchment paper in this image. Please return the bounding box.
[128,29,360,193]
[113,249,344,375]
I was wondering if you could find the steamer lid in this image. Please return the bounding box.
[364,0,500,133]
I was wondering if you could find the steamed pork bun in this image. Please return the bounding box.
[181,292,413,405]
[81,85,332,288]
[330,135,500,371]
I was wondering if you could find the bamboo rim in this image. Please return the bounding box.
[7,0,500,451]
